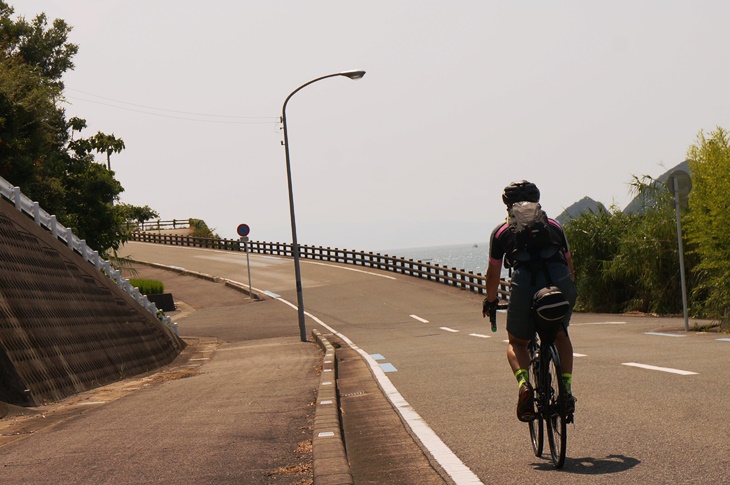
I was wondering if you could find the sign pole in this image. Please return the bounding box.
[245,238,253,299]
[666,169,691,332]
[673,177,689,331]
[237,224,253,300]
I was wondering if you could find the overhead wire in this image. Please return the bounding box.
[64,87,278,125]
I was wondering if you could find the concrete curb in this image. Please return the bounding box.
[312,329,353,485]
[129,259,263,300]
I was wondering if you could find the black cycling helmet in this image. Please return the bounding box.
[502,180,540,206]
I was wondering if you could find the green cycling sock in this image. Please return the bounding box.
[515,369,528,387]
[562,373,573,394]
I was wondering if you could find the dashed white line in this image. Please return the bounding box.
[440,327,459,333]
[410,314,429,323]
[622,362,697,375]
[645,332,686,338]
[469,333,491,339]
[573,321,626,326]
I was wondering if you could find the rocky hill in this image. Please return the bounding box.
[555,196,606,225]
[557,160,690,224]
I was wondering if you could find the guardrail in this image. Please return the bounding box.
[0,177,176,331]
[127,219,190,232]
[130,232,511,300]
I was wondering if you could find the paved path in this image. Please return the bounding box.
[0,266,320,484]
[3,241,728,484]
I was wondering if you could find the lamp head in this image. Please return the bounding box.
[340,70,366,80]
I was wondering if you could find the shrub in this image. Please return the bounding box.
[129,279,164,295]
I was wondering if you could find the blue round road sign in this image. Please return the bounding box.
[237,224,250,237]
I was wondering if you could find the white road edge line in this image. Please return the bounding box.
[622,362,698,375]
[410,314,430,323]
[274,297,482,484]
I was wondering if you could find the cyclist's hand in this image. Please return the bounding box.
[482,297,499,318]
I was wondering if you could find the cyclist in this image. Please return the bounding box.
[482,180,577,421]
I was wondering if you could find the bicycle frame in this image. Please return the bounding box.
[529,334,569,468]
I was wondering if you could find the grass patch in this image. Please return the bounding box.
[129,278,164,295]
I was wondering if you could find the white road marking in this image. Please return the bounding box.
[410,314,430,323]
[469,333,491,339]
[440,327,459,333]
[302,260,397,280]
[573,353,587,357]
[644,332,686,338]
[293,306,482,483]
[622,362,697,375]
[572,321,626,326]
[379,363,398,372]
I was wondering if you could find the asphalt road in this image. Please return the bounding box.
[120,241,729,484]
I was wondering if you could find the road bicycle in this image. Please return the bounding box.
[489,302,572,469]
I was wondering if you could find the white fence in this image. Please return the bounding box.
[0,176,175,332]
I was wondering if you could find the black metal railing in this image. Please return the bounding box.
[130,232,511,299]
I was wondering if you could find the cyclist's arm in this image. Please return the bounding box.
[565,252,575,281]
[483,258,502,317]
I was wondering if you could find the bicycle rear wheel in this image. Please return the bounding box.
[545,347,567,468]
[528,354,543,457]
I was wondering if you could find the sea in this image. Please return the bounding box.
[380,242,490,275]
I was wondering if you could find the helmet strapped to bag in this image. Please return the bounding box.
[532,286,570,343]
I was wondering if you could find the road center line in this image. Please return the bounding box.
[301,260,397,280]
[469,333,491,339]
[410,314,429,323]
[622,362,698,375]
[572,321,626,326]
[644,332,686,338]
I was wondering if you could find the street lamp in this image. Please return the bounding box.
[281,70,366,342]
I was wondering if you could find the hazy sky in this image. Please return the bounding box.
[13,1,730,251]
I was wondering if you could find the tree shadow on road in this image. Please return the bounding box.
[532,454,640,474]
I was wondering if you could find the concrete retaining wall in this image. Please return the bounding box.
[0,197,185,406]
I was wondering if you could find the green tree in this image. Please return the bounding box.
[684,127,730,327]
[0,3,154,256]
[89,131,125,171]
[604,176,689,314]
[563,205,633,312]
[0,2,78,88]
[564,176,694,315]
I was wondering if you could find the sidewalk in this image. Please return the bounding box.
[0,263,449,484]
[0,266,321,484]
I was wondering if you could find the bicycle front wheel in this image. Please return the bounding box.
[545,347,567,468]
[528,356,543,457]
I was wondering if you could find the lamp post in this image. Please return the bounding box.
[281,70,366,342]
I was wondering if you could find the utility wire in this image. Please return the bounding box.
[65,88,278,124]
